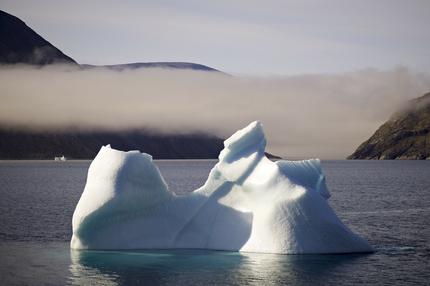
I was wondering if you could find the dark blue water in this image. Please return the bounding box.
[0,160,429,285]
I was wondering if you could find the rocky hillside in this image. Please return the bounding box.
[348,93,430,160]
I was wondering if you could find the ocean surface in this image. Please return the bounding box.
[0,160,429,285]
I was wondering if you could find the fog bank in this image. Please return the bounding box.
[1,65,429,158]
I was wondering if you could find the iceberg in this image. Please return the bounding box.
[71,121,373,254]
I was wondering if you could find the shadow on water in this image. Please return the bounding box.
[69,249,369,285]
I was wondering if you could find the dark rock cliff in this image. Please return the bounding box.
[348,93,430,160]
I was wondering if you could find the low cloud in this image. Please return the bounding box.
[0,65,429,158]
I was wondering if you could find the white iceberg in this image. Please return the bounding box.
[71,121,372,254]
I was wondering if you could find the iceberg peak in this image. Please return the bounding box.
[71,122,373,254]
[217,121,267,182]
[221,121,266,158]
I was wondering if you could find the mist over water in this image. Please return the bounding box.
[1,65,429,158]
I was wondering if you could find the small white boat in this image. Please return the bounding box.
[54,155,67,162]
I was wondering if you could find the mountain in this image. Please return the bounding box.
[0,127,281,160]
[0,128,225,159]
[348,93,430,160]
[0,10,277,160]
[0,9,218,72]
[82,62,219,72]
[0,9,218,73]
[0,10,76,65]
[0,10,230,159]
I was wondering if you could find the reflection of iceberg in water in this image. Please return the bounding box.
[71,121,372,254]
[69,251,118,286]
[69,249,365,285]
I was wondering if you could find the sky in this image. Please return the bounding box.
[2,0,430,75]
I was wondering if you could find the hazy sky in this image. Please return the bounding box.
[2,0,430,75]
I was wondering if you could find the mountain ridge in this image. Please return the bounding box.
[0,9,218,72]
[81,62,220,72]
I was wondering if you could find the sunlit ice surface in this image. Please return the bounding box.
[71,121,372,253]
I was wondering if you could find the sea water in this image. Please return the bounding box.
[0,160,429,285]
